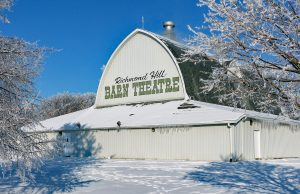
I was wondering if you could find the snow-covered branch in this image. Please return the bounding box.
[38,92,96,120]
[0,0,50,180]
[184,0,300,119]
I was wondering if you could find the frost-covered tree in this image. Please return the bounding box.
[0,0,49,179]
[185,0,300,119]
[39,92,96,120]
[0,0,12,23]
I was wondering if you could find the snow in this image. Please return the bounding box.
[192,101,300,125]
[34,100,245,132]
[0,158,299,193]
[33,99,299,132]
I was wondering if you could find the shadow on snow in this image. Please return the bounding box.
[0,158,101,194]
[0,126,103,194]
[185,161,300,193]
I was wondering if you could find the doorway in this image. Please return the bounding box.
[254,129,261,159]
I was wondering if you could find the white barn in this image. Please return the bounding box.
[36,29,300,161]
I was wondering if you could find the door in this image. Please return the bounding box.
[63,132,74,157]
[254,129,261,159]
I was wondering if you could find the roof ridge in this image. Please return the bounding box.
[137,28,191,50]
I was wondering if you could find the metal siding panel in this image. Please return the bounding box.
[43,126,233,161]
[44,120,300,160]
[233,121,255,160]
[260,122,300,159]
[88,126,231,161]
[96,32,186,107]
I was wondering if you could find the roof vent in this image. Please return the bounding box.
[163,21,176,40]
[178,102,200,109]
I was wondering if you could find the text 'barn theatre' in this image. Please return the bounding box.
[36,24,300,161]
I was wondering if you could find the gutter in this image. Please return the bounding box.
[227,123,234,162]
[31,118,245,133]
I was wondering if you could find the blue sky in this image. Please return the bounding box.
[0,0,206,97]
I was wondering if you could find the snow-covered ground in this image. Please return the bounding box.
[0,158,299,194]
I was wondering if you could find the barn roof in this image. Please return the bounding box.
[30,29,299,132]
[34,100,242,132]
[32,99,299,132]
[148,30,220,103]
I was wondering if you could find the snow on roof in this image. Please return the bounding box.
[35,100,246,132]
[191,101,300,125]
[32,30,299,132]
[34,99,300,132]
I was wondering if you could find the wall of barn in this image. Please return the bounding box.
[93,126,231,161]
[95,31,186,108]
[45,125,232,161]
[44,120,300,161]
[232,120,255,160]
[256,121,300,159]
[232,119,300,160]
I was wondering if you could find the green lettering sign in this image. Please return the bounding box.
[105,86,110,99]
[104,76,180,100]
[165,78,173,93]
[132,82,139,96]
[172,77,179,92]
[123,84,129,97]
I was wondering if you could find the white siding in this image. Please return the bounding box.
[94,126,231,161]
[43,120,300,161]
[259,121,300,159]
[233,120,300,160]
[95,30,186,107]
[46,126,231,161]
[233,120,255,160]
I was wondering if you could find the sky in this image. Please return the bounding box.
[0,0,206,97]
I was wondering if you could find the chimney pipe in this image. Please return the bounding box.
[163,21,176,40]
[163,21,175,30]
